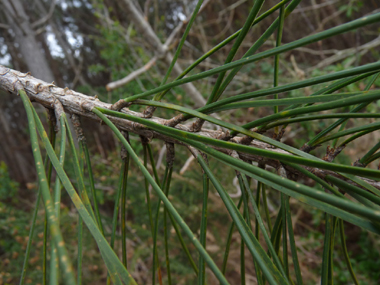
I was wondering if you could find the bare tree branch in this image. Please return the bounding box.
[293,0,340,13]
[106,0,206,107]
[31,0,57,28]
[307,35,380,71]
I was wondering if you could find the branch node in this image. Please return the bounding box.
[273,127,286,141]
[301,143,317,153]
[111,99,131,111]
[323,145,345,162]
[80,100,93,112]
[217,130,231,141]
[191,118,205,132]
[353,159,366,168]
[140,135,151,145]
[166,113,185,127]
[36,83,45,93]
[143,106,156,118]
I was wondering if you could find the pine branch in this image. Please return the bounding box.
[1,64,379,190]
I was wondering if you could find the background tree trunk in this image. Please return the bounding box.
[1,0,55,183]
[2,0,54,81]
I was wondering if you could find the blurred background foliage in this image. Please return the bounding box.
[0,0,380,284]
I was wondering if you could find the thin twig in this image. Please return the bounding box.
[31,0,57,28]
[106,56,158,91]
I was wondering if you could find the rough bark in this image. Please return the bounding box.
[1,64,379,191]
